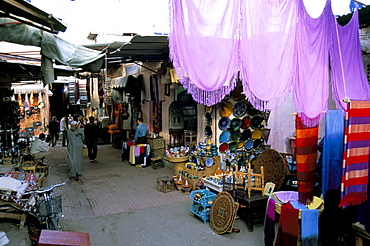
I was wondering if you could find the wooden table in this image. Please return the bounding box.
[234,192,268,232]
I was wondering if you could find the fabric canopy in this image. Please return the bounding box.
[0,18,105,85]
[169,0,370,126]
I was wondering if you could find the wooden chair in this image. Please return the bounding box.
[247,165,264,199]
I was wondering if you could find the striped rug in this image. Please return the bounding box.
[295,115,319,205]
[339,100,370,207]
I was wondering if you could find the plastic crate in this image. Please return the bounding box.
[190,189,216,208]
[190,204,211,224]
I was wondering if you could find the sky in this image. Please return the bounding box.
[0,0,368,52]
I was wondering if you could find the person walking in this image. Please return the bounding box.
[134,118,148,144]
[30,133,51,165]
[84,116,99,163]
[60,116,68,147]
[66,121,85,182]
[48,116,59,147]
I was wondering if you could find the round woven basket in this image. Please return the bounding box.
[167,156,188,162]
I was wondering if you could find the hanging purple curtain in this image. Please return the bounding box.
[329,8,370,111]
[168,0,240,106]
[240,0,298,110]
[293,0,332,127]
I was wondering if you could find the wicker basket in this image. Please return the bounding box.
[166,156,189,162]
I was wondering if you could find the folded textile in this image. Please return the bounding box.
[301,209,319,246]
[322,110,344,199]
[264,198,276,246]
[339,100,370,207]
[296,115,319,204]
[274,191,298,204]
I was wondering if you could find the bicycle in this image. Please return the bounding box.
[23,182,66,231]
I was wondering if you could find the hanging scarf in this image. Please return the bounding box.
[301,208,319,246]
[264,198,277,246]
[153,101,162,133]
[322,110,344,199]
[295,115,318,205]
[329,8,370,112]
[169,0,239,106]
[275,202,299,246]
[339,100,370,207]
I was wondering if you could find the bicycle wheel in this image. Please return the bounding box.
[45,216,61,231]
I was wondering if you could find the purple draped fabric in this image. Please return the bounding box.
[240,0,297,110]
[294,1,331,127]
[169,0,240,106]
[329,8,370,111]
[169,0,370,124]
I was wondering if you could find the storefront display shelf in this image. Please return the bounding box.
[202,178,223,193]
[190,203,211,224]
[190,189,217,208]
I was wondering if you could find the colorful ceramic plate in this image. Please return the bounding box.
[240,129,252,141]
[205,157,214,167]
[219,131,231,143]
[252,129,262,139]
[245,139,254,149]
[205,112,212,126]
[241,116,251,129]
[219,143,229,153]
[230,130,241,142]
[229,142,238,150]
[233,101,248,117]
[251,116,263,129]
[237,141,245,149]
[219,100,233,117]
[230,118,242,130]
[205,125,212,137]
[253,139,263,148]
[218,117,231,131]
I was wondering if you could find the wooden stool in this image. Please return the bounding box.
[151,156,163,170]
[157,176,174,193]
[36,165,49,177]
[38,230,91,246]
[22,163,38,173]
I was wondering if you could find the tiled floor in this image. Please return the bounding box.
[46,142,189,219]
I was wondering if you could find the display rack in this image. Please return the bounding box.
[189,189,217,224]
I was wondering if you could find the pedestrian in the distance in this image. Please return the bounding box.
[48,116,59,147]
[66,121,84,182]
[134,118,148,144]
[60,115,68,147]
[84,116,99,163]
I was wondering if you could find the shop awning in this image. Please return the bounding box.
[110,76,128,88]
[11,82,52,95]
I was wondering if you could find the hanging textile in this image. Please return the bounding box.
[295,115,319,204]
[301,208,319,246]
[322,110,344,199]
[275,202,299,246]
[240,0,298,110]
[339,100,370,207]
[264,198,277,246]
[150,75,159,102]
[329,8,370,111]
[293,0,332,127]
[153,101,162,133]
[169,0,240,106]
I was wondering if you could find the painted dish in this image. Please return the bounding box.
[233,101,248,117]
[219,100,233,117]
[218,117,231,131]
[219,131,231,143]
[237,141,245,149]
[229,142,238,150]
[246,102,259,116]
[252,129,262,139]
[245,139,254,149]
[219,143,229,153]
[230,118,242,130]
[240,129,252,141]
[205,125,212,137]
[205,157,214,167]
[232,86,246,101]
[253,139,263,148]
[230,130,241,142]
[251,116,263,129]
[205,112,212,126]
[241,116,251,129]
[191,156,197,163]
